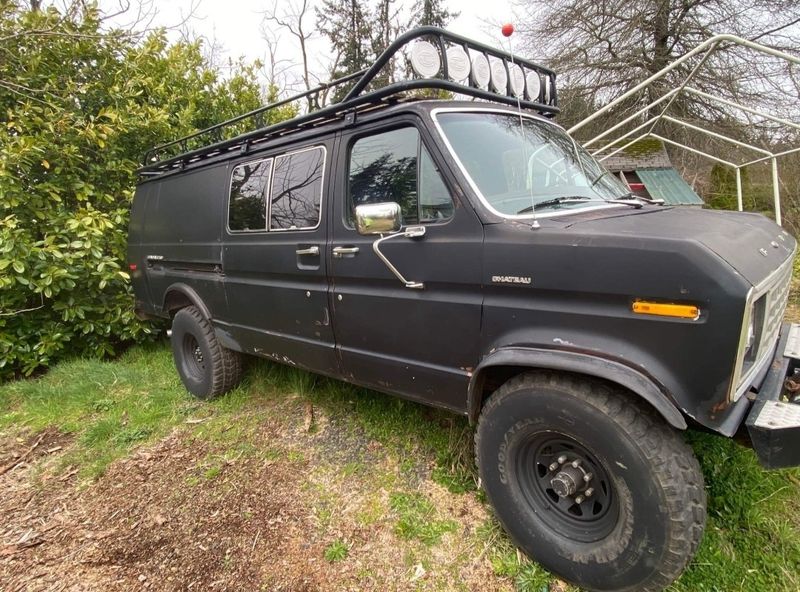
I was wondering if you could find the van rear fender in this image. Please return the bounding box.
[162,283,212,319]
[467,347,687,430]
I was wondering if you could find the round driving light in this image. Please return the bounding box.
[490,58,508,93]
[445,46,470,82]
[409,41,441,78]
[526,71,541,101]
[471,53,490,89]
[509,64,525,97]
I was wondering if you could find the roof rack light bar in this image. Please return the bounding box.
[140,26,557,174]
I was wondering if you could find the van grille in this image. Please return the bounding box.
[757,259,793,360]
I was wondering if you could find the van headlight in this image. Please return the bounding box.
[744,295,766,367]
[732,293,767,400]
[744,313,756,360]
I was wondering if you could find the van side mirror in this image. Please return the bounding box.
[354,202,402,235]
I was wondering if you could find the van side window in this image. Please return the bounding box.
[270,146,325,230]
[348,126,454,225]
[229,158,272,231]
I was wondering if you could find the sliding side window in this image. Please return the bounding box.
[269,146,326,230]
[228,158,272,232]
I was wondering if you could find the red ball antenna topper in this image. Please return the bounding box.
[501,23,514,37]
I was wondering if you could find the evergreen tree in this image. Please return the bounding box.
[410,0,457,29]
[371,0,402,87]
[316,0,371,101]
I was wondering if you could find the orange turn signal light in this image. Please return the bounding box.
[632,301,700,320]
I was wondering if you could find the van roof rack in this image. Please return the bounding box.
[139,26,558,177]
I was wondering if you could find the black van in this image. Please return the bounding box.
[128,27,800,592]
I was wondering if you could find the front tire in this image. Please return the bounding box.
[170,306,243,399]
[475,372,706,592]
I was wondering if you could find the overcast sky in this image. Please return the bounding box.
[107,0,522,89]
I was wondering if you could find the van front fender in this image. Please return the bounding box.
[467,347,687,430]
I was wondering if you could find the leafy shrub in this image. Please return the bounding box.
[0,3,294,379]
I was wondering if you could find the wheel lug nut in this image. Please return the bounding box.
[571,459,581,468]
[583,472,593,482]
[585,488,594,497]
[574,495,585,504]
[557,455,567,464]
[548,462,559,471]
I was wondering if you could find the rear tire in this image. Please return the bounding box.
[170,306,243,399]
[475,372,706,592]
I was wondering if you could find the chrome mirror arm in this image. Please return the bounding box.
[372,226,426,289]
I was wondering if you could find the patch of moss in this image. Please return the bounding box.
[623,137,663,157]
[609,138,664,158]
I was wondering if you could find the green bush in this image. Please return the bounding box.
[0,3,294,379]
[706,163,778,219]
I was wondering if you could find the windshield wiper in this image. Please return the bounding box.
[605,193,666,208]
[517,196,592,214]
[624,193,665,205]
[605,195,643,209]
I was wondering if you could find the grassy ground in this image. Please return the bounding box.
[1,340,799,591]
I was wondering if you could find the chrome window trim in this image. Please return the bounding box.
[225,156,274,234]
[729,244,797,401]
[269,144,327,232]
[429,107,629,220]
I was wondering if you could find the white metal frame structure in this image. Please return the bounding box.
[568,34,800,226]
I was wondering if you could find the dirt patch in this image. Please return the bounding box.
[0,426,323,592]
[0,427,73,476]
[86,440,320,591]
[0,410,511,592]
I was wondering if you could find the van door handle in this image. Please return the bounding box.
[332,246,360,257]
[296,245,320,256]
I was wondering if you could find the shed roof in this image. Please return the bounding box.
[635,168,704,206]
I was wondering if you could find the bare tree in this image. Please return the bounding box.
[261,0,315,104]
[257,31,298,98]
[514,0,800,132]
[514,0,800,230]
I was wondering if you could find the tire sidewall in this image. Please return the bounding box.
[170,308,215,399]
[478,383,672,591]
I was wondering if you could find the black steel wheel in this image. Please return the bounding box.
[520,434,619,542]
[170,305,244,399]
[181,333,206,381]
[475,372,706,592]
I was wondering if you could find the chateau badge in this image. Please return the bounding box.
[491,275,532,285]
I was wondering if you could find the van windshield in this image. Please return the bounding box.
[434,111,630,217]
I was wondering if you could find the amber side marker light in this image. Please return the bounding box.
[632,301,700,320]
